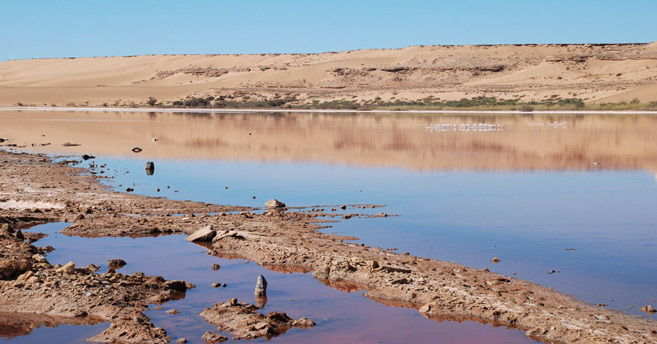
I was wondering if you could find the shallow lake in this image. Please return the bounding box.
[2,110,656,342]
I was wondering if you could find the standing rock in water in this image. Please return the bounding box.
[145,161,155,175]
[264,199,286,209]
[254,275,267,296]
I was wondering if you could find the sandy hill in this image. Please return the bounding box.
[1,43,656,107]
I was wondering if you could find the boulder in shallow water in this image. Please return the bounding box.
[264,199,285,209]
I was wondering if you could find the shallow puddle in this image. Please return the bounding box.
[7,223,533,343]
[98,158,657,316]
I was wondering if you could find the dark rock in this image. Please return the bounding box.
[81,154,95,160]
[0,259,32,280]
[163,280,188,292]
[108,259,127,269]
[145,161,155,175]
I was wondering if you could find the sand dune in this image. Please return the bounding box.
[1,43,656,107]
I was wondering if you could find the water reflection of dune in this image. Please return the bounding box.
[2,111,657,172]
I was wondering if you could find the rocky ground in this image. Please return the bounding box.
[1,149,656,343]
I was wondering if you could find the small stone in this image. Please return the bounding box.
[185,225,215,242]
[176,338,187,344]
[59,261,76,274]
[482,268,489,272]
[81,154,95,160]
[126,188,134,192]
[211,283,220,288]
[264,199,286,209]
[202,331,227,343]
[492,257,500,263]
[132,147,142,153]
[165,309,180,315]
[340,205,347,210]
[640,305,656,313]
[211,263,221,270]
[419,303,432,313]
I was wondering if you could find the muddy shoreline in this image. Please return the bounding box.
[1,149,656,343]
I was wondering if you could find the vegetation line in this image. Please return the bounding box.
[3,106,657,115]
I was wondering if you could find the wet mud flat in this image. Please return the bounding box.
[0,150,656,343]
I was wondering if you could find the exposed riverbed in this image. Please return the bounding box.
[1,110,656,343]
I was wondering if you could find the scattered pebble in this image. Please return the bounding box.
[165,309,180,315]
[211,263,221,270]
[492,257,500,263]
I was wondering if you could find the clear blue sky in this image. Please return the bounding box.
[2,0,656,61]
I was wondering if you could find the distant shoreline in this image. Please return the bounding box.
[2,106,657,115]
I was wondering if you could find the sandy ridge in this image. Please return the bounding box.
[1,43,657,107]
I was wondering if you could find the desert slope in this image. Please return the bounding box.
[1,43,656,107]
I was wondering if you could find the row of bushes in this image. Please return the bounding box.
[157,96,657,111]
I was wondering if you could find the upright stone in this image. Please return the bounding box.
[254,275,267,296]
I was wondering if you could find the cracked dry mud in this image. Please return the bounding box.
[1,149,656,343]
